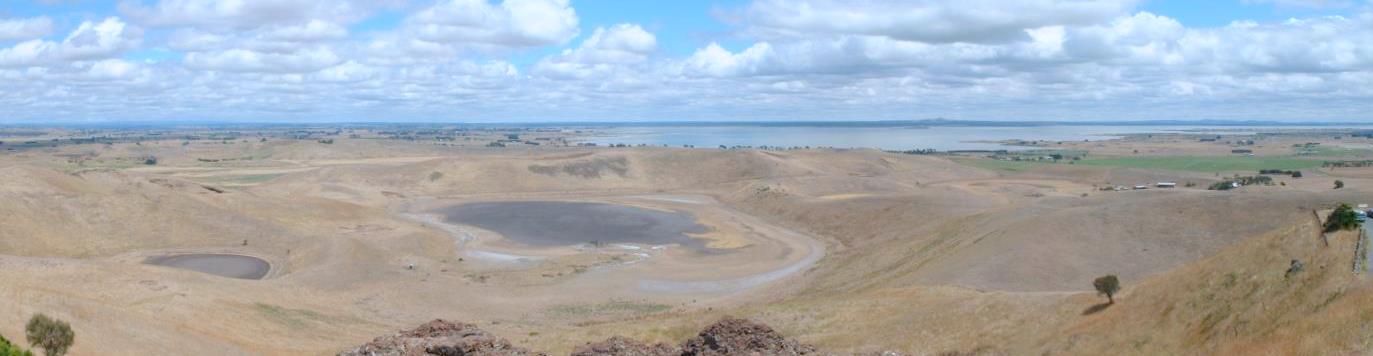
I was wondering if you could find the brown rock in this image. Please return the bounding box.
[343,318,825,356]
[571,336,678,356]
[338,319,544,356]
[678,318,818,356]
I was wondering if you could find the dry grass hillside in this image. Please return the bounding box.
[1032,214,1373,354]
[0,164,301,257]
[3,136,1373,355]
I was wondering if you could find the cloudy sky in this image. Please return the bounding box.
[0,0,1371,122]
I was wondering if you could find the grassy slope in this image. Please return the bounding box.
[1031,218,1373,355]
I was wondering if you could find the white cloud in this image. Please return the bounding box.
[166,29,231,51]
[118,0,382,30]
[59,17,142,60]
[1242,0,1360,8]
[184,46,340,73]
[740,0,1138,44]
[0,17,139,67]
[262,20,348,42]
[0,40,56,67]
[1214,14,1373,72]
[580,24,657,57]
[532,24,657,79]
[86,59,147,80]
[682,42,776,77]
[0,17,54,41]
[311,60,375,82]
[405,0,580,48]
[2,0,1373,122]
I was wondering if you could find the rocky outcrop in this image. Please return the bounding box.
[344,318,821,356]
[338,319,543,356]
[570,336,677,356]
[678,318,817,356]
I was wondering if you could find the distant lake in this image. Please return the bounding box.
[578,125,1373,151]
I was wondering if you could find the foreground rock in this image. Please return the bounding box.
[345,318,819,356]
[338,319,543,356]
[678,318,817,356]
[570,336,677,356]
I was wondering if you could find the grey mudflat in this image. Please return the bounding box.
[436,201,710,251]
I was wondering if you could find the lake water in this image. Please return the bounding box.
[578,125,1373,151]
[145,254,270,280]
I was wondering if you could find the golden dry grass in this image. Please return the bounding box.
[1,134,1372,355]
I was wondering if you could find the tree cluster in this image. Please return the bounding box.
[1325,203,1362,233]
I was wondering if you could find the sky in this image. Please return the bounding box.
[0,0,1371,123]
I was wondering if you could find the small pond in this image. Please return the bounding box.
[145,254,270,280]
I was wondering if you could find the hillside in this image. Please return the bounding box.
[3,140,1372,355]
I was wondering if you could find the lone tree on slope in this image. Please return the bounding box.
[1093,275,1121,304]
[24,314,72,356]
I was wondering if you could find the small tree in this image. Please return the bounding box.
[1093,275,1121,304]
[24,314,72,356]
[1335,180,1345,189]
[1325,203,1362,233]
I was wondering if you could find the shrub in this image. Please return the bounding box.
[0,334,35,356]
[1335,180,1345,189]
[25,314,73,356]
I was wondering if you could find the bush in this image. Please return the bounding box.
[25,314,73,356]
[1335,180,1345,189]
[1325,203,1361,233]
[143,156,157,165]
[0,334,34,356]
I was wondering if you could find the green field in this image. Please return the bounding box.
[1295,145,1373,158]
[1075,156,1322,173]
[954,155,1324,173]
[950,158,1050,172]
